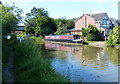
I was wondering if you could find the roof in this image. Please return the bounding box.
[75,13,107,22]
[74,14,91,22]
[109,17,118,22]
[17,22,25,26]
[69,28,82,31]
[91,13,107,21]
[68,28,75,31]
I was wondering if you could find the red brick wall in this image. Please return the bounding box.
[75,15,85,29]
[75,15,98,29]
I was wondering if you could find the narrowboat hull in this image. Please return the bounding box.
[44,39,83,43]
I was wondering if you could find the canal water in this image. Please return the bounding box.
[45,42,119,82]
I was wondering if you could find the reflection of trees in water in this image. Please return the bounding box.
[106,47,119,65]
[44,42,119,67]
[82,46,101,60]
[74,45,112,67]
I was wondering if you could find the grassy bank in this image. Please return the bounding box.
[85,41,104,43]
[14,40,66,82]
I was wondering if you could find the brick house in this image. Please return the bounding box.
[69,13,119,38]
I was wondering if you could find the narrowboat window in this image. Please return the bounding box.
[48,37,50,39]
[68,36,71,39]
[74,35,80,39]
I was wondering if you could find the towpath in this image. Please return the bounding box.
[3,48,15,83]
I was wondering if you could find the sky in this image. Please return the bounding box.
[1,0,119,20]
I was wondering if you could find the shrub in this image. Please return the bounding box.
[106,36,115,47]
[29,36,44,44]
[86,34,95,41]
[83,24,103,41]
[106,27,120,46]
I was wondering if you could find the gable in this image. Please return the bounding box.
[74,14,94,22]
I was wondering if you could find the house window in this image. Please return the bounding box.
[100,19,109,28]
[82,20,84,25]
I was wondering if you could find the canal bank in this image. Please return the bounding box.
[88,41,120,49]
[88,41,106,48]
[4,41,67,82]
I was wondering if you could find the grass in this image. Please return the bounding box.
[115,44,120,46]
[13,40,67,82]
[2,46,10,69]
[85,41,103,43]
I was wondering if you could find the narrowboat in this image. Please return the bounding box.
[44,35,83,43]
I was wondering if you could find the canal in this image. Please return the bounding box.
[45,42,119,82]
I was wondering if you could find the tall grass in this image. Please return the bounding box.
[14,40,66,82]
[2,46,10,69]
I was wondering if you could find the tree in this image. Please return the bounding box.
[66,18,75,30]
[1,4,23,36]
[25,7,57,37]
[54,25,68,35]
[82,27,87,37]
[111,26,120,44]
[106,26,120,46]
[54,18,75,35]
[83,24,103,41]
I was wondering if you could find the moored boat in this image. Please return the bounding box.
[44,35,83,43]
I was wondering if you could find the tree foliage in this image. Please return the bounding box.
[111,26,120,44]
[82,24,103,41]
[82,27,87,37]
[54,26,68,35]
[54,18,75,35]
[1,4,23,36]
[25,7,57,37]
[106,26,120,46]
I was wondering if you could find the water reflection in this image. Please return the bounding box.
[45,42,119,82]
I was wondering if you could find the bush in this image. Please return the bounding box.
[106,37,115,47]
[83,25,103,41]
[106,27,120,47]
[29,36,44,44]
[86,34,95,41]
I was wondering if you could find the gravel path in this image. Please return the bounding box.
[3,48,15,83]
